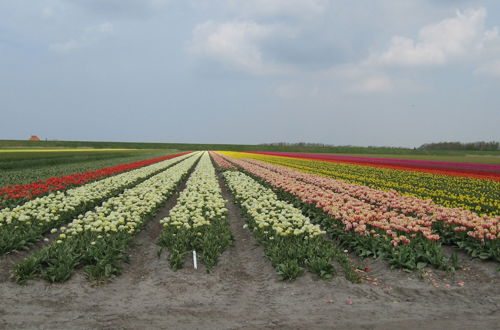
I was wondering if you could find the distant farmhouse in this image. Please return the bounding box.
[29,135,41,141]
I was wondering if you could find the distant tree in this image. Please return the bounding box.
[418,141,499,151]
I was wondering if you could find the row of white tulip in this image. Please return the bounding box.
[223,171,325,239]
[161,152,227,231]
[158,152,233,271]
[56,152,201,240]
[0,152,194,229]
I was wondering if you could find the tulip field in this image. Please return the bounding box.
[0,149,498,285]
[0,152,192,255]
[0,148,177,188]
[248,151,500,181]
[12,152,199,283]
[216,151,499,269]
[1,147,499,329]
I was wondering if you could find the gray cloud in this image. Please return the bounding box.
[0,0,499,146]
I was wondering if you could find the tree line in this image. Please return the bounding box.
[418,141,499,151]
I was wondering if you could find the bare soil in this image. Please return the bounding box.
[0,173,499,330]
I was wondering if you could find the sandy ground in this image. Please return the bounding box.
[0,173,499,330]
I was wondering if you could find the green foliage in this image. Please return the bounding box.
[158,218,233,272]
[13,232,133,284]
[277,260,304,280]
[0,150,146,170]
[433,222,500,262]
[307,256,335,280]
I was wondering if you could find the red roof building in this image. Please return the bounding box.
[29,135,41,141]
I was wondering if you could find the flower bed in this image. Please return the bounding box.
[209,151,236,169]
[13,153,201,283]
[223,170,360,281]
[0,152,191,209]
[240,157,500,262]
[245,151,500,181]
[219,153,456,270]
[0,153,194,255]
[236,152,500,216]
[159,152,232,271]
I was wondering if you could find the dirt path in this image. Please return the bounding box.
[0,171,499,329]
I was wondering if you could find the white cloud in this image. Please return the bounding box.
[224,0,329,18]
[347,76,393,94]
[188,4,500,87]
[368,8,499,67]
[189,20,294,75]
[49,22,114,53]
[475,60,500,77]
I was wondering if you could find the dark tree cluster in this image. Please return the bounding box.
[418,141,500,151]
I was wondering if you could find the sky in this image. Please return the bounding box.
[1,0,499,148]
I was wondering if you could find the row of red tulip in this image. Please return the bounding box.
[245,151,500,181]
[0,152,190,209]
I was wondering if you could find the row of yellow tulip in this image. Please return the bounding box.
[224,152,499,217]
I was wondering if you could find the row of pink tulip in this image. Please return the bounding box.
[242,158,499,241]
[209,151,236,169]
[219,154,438,247]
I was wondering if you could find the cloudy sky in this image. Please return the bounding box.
[1,0,499,147]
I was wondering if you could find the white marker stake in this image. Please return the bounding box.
[193,250,198,270]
